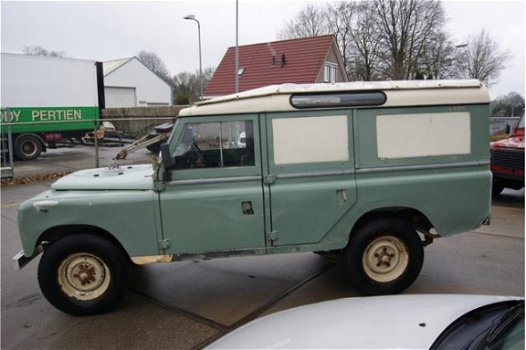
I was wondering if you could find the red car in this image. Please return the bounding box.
[491,114,525,195]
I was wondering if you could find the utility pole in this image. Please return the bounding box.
[235,0,239,94]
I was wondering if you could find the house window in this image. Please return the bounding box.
[324,63,337,83]
[238,67,245,76]
[330,66,337,83]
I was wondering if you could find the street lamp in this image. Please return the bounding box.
[453,43,468,80]
[183,14,203,101]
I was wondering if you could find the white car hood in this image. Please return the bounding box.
[51,164,155,191]
[208,294,521,349]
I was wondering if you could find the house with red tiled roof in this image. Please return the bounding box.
[203,35,348,99]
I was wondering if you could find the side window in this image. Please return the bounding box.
[272,115,349,165]
[376,112,471,159]
[174,120,255,169]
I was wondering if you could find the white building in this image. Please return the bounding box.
[103,57,172,107]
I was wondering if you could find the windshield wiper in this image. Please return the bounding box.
[475,301,524,349]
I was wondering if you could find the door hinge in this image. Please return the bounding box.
[154,181,166,192]
[264,174,276,185]
[158,239,170,250]
[267,230,279,242]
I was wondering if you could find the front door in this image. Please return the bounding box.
[160,115,265,254]
[264,111,357,246]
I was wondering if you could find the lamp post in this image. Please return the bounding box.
[183,14,203,101]
[453,43,468,80]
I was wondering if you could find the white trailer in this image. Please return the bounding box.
[1,53,103,160]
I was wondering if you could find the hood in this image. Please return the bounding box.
[51,164,155,190]
[208,294,522,349]
[491,135,525,150]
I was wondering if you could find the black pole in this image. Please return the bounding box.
[95,62,105,110]
[95,62,105,168]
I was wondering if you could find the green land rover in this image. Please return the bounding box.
[14,80,491,315]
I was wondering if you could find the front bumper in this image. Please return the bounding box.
[12,246,42,270]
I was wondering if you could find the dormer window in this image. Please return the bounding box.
[324,63,337,83]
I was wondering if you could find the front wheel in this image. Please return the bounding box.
[38,234,131,315]
[344,218,423,295]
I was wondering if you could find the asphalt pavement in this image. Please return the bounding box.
[1,145,524,349]
[2,143,152,181]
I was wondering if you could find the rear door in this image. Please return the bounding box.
[264,110,357,246]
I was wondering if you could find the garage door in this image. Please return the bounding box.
[104,87,136,107]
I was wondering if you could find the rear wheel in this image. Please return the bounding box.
[344,218,423,295]
[15,134,42,160]
[38,234,130,315]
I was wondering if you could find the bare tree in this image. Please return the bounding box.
[174,72,195,105]
[418,32,456,80]
[137,50,171,84]
[278,4,329,39]
[279,0,510,84]
[490,92,524,117]
[326,2,356,72]
[278,1,450,82]
[374,0,446,80]
[22,45,66,57]
[174,67,215,104]
[347,2,382,81]
[455,30,511,87]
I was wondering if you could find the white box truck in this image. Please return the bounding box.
[1,53,103,160]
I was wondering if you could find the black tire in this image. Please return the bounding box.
[344,218,423,295]
[15,134,42,160]
[38,234,131,315]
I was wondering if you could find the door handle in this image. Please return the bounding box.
[241,201,254,215]
[336,189,348,204]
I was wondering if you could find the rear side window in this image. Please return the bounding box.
[272,115,349,165]
[291,91,386,109]
[376,112,471,159]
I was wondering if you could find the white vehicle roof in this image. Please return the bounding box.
[207,294,522,349]
[179,80,489,117]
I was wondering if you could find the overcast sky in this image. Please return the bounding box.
[1,0,524,99]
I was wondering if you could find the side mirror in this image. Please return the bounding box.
[160,143,175,170]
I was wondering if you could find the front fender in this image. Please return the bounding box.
[17,190,162,257]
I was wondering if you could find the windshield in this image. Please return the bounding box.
[166,118,181,145]
[490,317,524,350]
[430,300,524,350]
